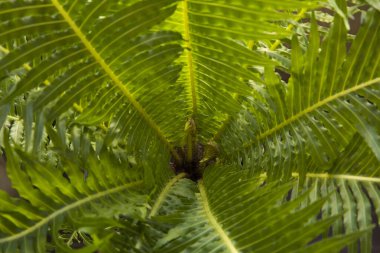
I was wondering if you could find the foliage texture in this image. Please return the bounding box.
[0,0,379,252]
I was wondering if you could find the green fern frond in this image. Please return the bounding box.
[165,0,323,141]
[0,0,184,161]
[1,0,379,252]
[222,1,380,178]
[0,133,143,252]
[145,165,366,253]
[286,133,380,252]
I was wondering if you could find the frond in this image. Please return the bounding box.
[221,0,380,178]
[0,134,144,252]
[0,0,185,161]
[164,0,322,141]
[146,165,366,253]
[1,0,379,252]
[288,133,380,252]
[209,3,380,251]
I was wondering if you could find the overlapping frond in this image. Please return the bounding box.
[164,0,322,141]
[289,133,380,253]
[0,134,144,252]
[0,0,379,252]
[0,68,50,156]
[208,5,380,251]
[146,165,366,253]
[0,0,186,160]
[221,1,380,179]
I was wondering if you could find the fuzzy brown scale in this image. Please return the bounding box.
[170,144,203,181]
[170,143,219,181]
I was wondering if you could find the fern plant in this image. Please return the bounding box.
[0,0,379,252]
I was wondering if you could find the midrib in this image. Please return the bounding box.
[148,173,186,218]
[0,181,143,244]
[183,0,197,115]
[258,172,380,183]
[198,180,239,253]
[292,172,380,183]
[243,77,380,148]
[51,0,180,161]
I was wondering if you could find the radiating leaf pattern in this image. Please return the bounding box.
[0,0,379,252]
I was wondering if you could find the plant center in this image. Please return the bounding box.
[170,142,219,181]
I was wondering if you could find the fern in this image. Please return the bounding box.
[0,0,379,252]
